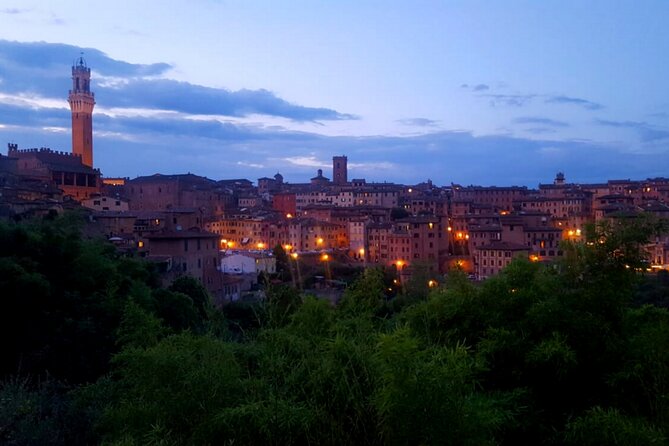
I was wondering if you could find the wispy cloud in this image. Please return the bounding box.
[396,117,440,127]
[461,83,490,92]
[48,13,66,26]
[484,94,536,107]
[513,116,569,127]
[348,161,397,171]
[525,127,557,134]
[545,95,603,110]
[1,8,28,14]
[464,81,603,112]
[237,161,265,169]
[281,156,330,169]
[648,112,668,119]
[596,119,669,142]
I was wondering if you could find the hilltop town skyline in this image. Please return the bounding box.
[0,1,668,184]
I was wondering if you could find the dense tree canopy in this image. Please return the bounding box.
[1,216,668,445]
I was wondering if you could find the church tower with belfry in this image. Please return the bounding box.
[68,56,95,167]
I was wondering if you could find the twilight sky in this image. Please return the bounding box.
[0,0,668,186]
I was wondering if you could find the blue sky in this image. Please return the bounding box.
[0,0,668,186]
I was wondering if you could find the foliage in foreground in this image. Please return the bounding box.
[1,216,668,445]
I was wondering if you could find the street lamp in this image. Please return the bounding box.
[321,253,331,281]
[291,252,303,290]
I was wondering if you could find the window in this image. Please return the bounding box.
[184,239,189,252]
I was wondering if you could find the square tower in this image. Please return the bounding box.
[68,56,95,167]
[333,155,348,185]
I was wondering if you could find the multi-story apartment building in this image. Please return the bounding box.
[145,229,223,301]
[287,218,348,251]
[451,184,529,212]
[126,173,233,219]
[475,242,530,279]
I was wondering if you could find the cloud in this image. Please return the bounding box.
[0,40,355,122]
[237,161,265,169]
[48,13,66,26]
[98,79,357,122]
[483,94,536,107]
[396,118,440,127]
[1,8,27,14]
[4,107,667,185]
[348,161,397,171]
[513,116,569,127]
[281,156,330,169]
[596,119,669,142]
[545,95,603,110]
[525,127,557,134]
[1,41,666,186]
[464,83,603,112]
[461,83,489,92]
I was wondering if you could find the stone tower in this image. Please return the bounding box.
[68,56,95,167]
[333,155,348,185]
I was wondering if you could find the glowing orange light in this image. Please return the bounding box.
[227,241,235,248]
[530,254,540,262]
[317,237,324,245]
[138,240,144,248]
[396,260,404,268]
[286,213,293,218]
[447,226,452,232]
[257,242,265,249]
[428,280,437,288]
[291,253,299,259]
[284,244,292,251]
[358,248,365,255]
[321,253,330,261]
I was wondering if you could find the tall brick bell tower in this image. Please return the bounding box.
[68,56,95,167]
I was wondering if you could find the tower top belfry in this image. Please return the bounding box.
[68,54,95,167]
